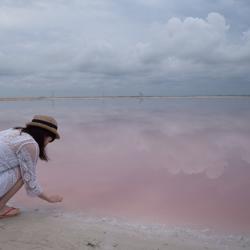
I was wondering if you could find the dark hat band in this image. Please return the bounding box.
[32,119,58,130]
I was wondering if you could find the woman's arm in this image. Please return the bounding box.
[17,143,43,197]
[17,142,63,202]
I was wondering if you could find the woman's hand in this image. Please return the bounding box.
[38,192,63,203]
[47,195,63,203]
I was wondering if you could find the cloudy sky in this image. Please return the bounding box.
[0,0,250,97]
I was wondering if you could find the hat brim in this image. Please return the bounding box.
[26,122,60,139]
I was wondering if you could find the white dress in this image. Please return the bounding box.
[0,128,42,198]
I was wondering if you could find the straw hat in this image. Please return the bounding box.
[26,115,60,139]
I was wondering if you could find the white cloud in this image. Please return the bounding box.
[141,12,249,78]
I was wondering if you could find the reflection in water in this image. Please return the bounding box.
[1,98,250,234]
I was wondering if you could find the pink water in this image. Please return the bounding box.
[1,98,250,234]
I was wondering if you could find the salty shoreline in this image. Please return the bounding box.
[0,209,249,250]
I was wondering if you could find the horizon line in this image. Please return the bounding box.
[1,95,250,102]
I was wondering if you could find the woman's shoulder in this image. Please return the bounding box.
[0,128,14,136]
[8,128,38,149]
[10,128,33,140]
[0,128,20,141]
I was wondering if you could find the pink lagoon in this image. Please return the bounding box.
[1,97,250,236]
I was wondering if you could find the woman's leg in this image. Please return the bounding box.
[0,177,24,210]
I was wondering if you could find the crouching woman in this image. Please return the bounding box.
[0,115,63,219]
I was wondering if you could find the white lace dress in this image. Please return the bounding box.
[0,128,42,198]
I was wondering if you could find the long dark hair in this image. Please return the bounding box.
[13,126,56,161]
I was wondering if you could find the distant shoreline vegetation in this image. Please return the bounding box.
[0,95,250,102]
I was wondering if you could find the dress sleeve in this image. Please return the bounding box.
[16,142,43,197]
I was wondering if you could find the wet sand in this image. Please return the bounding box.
[0,208,249,250]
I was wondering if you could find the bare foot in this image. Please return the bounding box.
[0,205,20,219]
